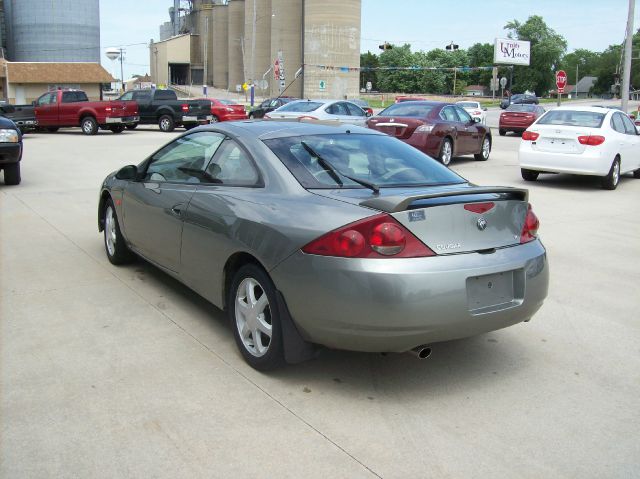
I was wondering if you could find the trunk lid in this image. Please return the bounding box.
[367,116,424,140]
[530,125,591,155]
[311,185,529,254]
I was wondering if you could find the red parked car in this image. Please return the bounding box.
[366,101,491,166]
[197,98,248,122]
[499,104,545,136]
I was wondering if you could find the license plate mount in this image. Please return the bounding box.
[467,271,517,314]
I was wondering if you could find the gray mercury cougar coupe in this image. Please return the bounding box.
[98,121,549,370]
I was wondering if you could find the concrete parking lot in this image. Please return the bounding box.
[1,124,639,478]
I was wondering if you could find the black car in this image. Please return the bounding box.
[248,97,298,119]
[0,115,23,185]
[500,94,539,109]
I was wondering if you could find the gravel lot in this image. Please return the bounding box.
[1,124,639,478]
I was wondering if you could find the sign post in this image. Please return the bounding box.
[556,70,567,107]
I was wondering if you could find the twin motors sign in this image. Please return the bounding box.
[494,38,531,66]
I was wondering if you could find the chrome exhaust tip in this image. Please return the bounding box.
[409,346,432,359]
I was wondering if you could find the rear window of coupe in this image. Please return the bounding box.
[536,110,605,128]
[378,103,435,118]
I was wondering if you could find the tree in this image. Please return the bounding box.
[377,44,421,93]
[467,43,494,88]
[559,49,599,84]
[360,51,379,91]
[504,15,567,95]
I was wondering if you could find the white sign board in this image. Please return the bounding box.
[494,38,531,66]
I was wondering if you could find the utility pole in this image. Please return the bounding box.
[203,16,209,90]
[576,62,579,99]
[119,47,125,93]
[621,0,635,112]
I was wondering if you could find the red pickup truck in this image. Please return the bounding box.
[34,90,139,135]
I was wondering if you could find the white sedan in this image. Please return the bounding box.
[265,99,368,126]
[518,106,640,190]
[456,101,487,125]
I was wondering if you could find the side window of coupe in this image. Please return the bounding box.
[204,139,259,186]
[441,106,459,122]
[144,132,226,183]
[455,107,472,123]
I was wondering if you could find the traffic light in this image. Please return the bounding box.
[378,42,393,51]
[445,42,459,51]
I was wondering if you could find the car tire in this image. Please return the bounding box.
[103,198,135,265]
[184,124,196,130]
[438,138,453,166]
[228,264,285,371]
[125,123,138,130]
[46,127,59,133]
[474,136,491,161]
[158,115,175,132]
[521,168,539,181]
[3,162,21,185]
[499,129,506,136]
[248,113,254,119]
[211,115,219,123]
[81,116,98,135]
[601,157,621,190]
[110,125,125,134]
[633,169,640,179]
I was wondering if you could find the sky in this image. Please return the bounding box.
[100,0,640,81]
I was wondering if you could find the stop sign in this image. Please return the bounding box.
[556,70,567,91]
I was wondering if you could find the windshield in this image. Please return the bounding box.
[277,101,323,112]
[264,133,465,189]
[507,104,536,112]
[378,103,436,118]
[537,110,605,128]
[457,102,479,109]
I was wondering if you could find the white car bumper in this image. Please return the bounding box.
[519,142,610,176]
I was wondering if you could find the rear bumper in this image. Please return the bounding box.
[181,115,213,123]
[519,143,610,175]
[220,113,249,121]
[105,116,139,124]
[499,121,533,131]
[271,240,549,353]
[0,142,22,164]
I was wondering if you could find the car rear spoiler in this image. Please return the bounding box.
[360,186,529,213]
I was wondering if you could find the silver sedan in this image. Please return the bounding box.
[99,121,549,370]
[264,99,369,126]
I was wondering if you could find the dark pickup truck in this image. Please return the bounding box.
[117,89,212,132]
[0,101,37,133]
[0,115,23,185]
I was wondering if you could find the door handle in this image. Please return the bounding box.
[170,205,183,217]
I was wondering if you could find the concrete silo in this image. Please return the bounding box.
[244,0,271,89]
[269,0,302,98]
[303,0,361,99]
[227,0,245,92]
[5,0,100,62]
[212,3,229,89]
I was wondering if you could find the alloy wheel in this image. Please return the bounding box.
[441,141,452,165]
[105,206,117,257]
[235,277,272,357]
[482,138,490,158]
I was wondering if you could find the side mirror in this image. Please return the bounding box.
[473,117,481,123]
[116,165,139,181]
[366,111,372,117]
[482,107,488,111]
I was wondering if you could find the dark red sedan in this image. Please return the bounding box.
[499,104,545,136]
[366,101,491,166]
[197,98,248,122]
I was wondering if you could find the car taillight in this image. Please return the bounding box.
[520,204,539,243]
[302,213,435,258]
[299,115,319,121]
[473,110,482,115]
[416,124,434,133]
[522,131,539,141]
[181,104,189,112]
[577,135,605,146]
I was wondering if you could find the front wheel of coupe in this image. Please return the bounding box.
[103,198,135,265]
[229,264,284,371]
[439,138,453,166]
[474,136,491,161]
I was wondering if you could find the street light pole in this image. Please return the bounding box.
[119,47,125,93]
[621,0,635,112]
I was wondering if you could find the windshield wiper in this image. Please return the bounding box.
[300,141,379,194]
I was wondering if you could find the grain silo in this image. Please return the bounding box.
[303,0,361,99]
[270,0,302,98]
[5,0,100,62]
[227,0,245,92]
[244,0,272,87]
[212,3,229,89]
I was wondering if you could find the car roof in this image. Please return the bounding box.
[195,120,384,140]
